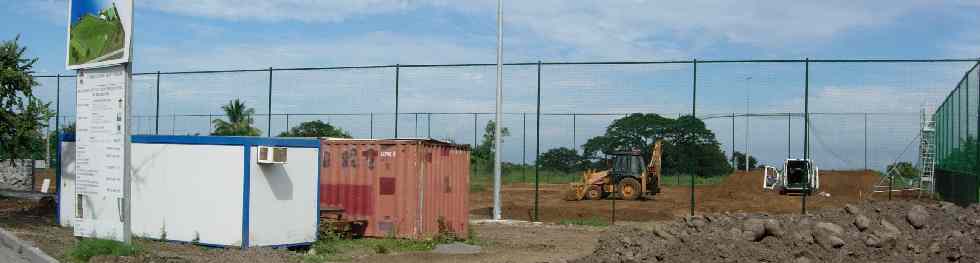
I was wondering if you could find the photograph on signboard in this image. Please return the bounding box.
[66,0,132,69]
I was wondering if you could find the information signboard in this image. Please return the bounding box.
[67,0,133,243]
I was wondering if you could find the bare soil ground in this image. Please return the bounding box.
[0,196,600,263]
[352,222,602,263]
[0,170,927,263]
[470,170,908,223]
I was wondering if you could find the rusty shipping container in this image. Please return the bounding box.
[319,138,470,239]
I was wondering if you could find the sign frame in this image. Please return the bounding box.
[66,0,133,70]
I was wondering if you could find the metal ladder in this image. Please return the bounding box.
[918,109,936,194]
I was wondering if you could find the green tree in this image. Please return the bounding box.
[537,147,584,172]
[0,36,53,162]
[211,99,261,136]
[582,113,731,176]
[43,123,75,168]
[885,161,918,179]
[278,120,351,138]
[732,151,758,170]
[471,120,510,171]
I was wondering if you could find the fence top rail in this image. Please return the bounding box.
[31,58,980,78]
[50,111,922,119]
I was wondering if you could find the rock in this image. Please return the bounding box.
[814,231,846,249]
[928,242,941,254]
[813,222,846,249]
[794,256,812,263]
[764,219,784,238]
[432,242,482,254]
[845,204,862,215]
[939,201,959,215]
[729,227,742,240]
[881,219,901,235]
[815,222,844,236]
[795,230,815,244]
[865,230,897,249]
[686,216,706,230]
[907,243,921,254]
[742,219,767,242]
[907,205,929,229]
[652,225,676,241]
[854,215,871,232]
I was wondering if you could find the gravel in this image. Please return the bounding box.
[573,200,980,262]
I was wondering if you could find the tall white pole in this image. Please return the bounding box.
[745,77,751,172]
[492,0,503,220]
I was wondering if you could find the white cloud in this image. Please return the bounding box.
[139,1,931,61]
[144,0,419,23]
[137,31,494,71]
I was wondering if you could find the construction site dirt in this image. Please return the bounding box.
[470,170,911,223]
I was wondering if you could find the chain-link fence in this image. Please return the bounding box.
[935,63,980,205]
[32,59,980,223]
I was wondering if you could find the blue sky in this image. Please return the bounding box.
[4,1,980,170]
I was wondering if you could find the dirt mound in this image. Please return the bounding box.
[573,200,980,262]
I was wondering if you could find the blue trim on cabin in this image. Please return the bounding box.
[242,144,251,249]
[315,148,321,241]
[61,134,319,148]
[266,242,313,249]
[132,135,320,148]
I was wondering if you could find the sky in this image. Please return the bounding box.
[3,0,980,170]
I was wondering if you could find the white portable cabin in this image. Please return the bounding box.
[58,135,320,248]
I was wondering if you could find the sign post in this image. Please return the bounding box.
[67,0,133,243]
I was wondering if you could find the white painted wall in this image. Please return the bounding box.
[130,144,244,246]
[248,147,318,246]
[59,141,75,227]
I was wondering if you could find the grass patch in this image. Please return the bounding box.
[470,168,581,186]
[67,238,140,262]
[661,174,727,186]
[559,217,610,227]
[306,220,472,262]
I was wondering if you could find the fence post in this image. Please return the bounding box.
[285,114,290,133]
[975,61,979,203]
[732,113,736,168]
[267,67,273,137]
[534,60,542,222]
[155,71,160,135]
[803,58,810,215]
[690,58,697,217]
[523,112,527,183]
[394,65,400,138]
[787,113,791,159]
[54,74,61,222]
[370,112,374,139]
[427,113,431,138]
[172,114,176,135]
[572,113,577,151]
[864,113,868,171]
[415,113,419,137]
[473,113,478,147]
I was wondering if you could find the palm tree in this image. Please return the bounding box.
[211,99,261,136]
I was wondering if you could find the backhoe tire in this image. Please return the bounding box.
[586,185,604,200]
[619,178,641,200]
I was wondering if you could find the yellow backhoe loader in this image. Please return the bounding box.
[565,140,663,201]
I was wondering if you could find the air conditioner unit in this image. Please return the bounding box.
[257,146,288,164]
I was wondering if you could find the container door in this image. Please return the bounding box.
[374,144,400,237]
